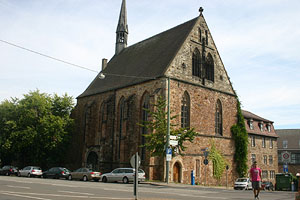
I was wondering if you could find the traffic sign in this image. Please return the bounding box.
[282,151,291,162]
[170,135,178,140]
[170,140,178,146]
[130,154,141,168]
[166,148,172,161]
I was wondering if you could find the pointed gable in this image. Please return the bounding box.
[79,17,198,98]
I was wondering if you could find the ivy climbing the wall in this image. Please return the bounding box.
[208,140,227,181]
[231,99,248,177]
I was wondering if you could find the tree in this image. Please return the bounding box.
[139,96,197,157]
[0,90,74,168]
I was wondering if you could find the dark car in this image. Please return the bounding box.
[262,181,274,191]
[0,165,18,176]
[42,167,70,179]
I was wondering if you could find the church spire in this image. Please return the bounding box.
[115,0,128,55]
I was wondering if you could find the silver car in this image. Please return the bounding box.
[100,168,145,184]
[18,166,42,177]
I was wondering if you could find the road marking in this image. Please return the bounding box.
[58,190,95,195]
[0,190,132,199]
[0,191,52,200]
[6,185,31,189]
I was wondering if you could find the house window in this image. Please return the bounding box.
[259,122,264,132]
[251,136,256,147]
[249,120,254,130]
[263,155,267,165]
[181,92,190,128]
[262,137,266,148]
[251,154,256,164]
[205,53,214,82]
[215,99,223,135]
[291,154,296,164]
[192,48,201,78]
[283,140,288,149]
[270,171,275,179]
[205,30,208,45]
[267,124,271,132]
[262,170,268,179]
[269,155,273,165]
[269,138,273,149]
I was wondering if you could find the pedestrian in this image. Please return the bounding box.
[250,161,262,200]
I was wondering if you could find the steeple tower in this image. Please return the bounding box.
[115,0,128,55]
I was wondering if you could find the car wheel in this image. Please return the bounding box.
[102,176,107,183]
[83,175,88,182]
[18,172,21,177]
[5,172,9,176]
[68,175,72,181]
[123,177,129,184]
[27,173,31,178]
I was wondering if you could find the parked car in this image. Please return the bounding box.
[42,167,70,179]
[68,168,101,182]
[100,168,146,184]
[262,181,274,191]
[18,166,42,177]
[0,165,18,176]
[234,178,252,190]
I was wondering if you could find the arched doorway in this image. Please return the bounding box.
[173,162,181,183]
[87,151,98,170]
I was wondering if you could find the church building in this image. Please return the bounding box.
[70,0,240,185]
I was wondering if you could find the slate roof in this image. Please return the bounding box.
[78,17,198,98]
[242,110,273,123]
[276,129,300,149]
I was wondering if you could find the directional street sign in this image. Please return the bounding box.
[169,140,178,146]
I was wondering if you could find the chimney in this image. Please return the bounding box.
[102,58,107,70]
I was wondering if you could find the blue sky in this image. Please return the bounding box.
[0,0,299,129]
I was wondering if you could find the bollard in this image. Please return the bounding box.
[191,170,195,185]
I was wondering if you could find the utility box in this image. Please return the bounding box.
[275,173,293,191]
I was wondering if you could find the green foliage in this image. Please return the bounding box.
[231,99,248,177]
[208,140,228,181]
[138,96,197,157]
[0,90,74,168]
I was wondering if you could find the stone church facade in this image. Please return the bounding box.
[70,1,240,185]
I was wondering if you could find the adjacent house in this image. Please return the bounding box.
[276,129,300,175]
[242,110,278,183]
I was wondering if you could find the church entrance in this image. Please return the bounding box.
[87,151,98,170]
[173,162,181,183]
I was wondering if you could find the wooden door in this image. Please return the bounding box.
[173,162,180,183]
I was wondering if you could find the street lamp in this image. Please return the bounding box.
[98,72,171,184]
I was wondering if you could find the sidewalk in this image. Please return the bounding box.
[143,180,232,190]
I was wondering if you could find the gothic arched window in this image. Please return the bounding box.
[118,97,126,159]
[205,53,214,82]
[141,92,150,161]
[181,92,190,128]
[215,99,223,135]
[192,48,201,78]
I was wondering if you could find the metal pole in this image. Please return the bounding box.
[166,77,170,184]
[134,152,138,200]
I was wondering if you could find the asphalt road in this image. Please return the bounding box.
[0,176,295,200]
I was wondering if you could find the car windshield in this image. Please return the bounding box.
[236,178,247,182]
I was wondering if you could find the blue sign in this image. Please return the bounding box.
[167,148,172,155]
[283,164,288,173]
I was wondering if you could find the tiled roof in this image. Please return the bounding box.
[242,110,278,138]
[78,17,198,98]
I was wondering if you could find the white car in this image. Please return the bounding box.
[234,178,252,190]
[100,168,145,184]
[18,166,42,177]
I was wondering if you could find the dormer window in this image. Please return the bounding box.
[249,119,254,130]
[259,122,264,132]
[267,124,271,132]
